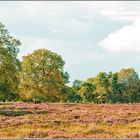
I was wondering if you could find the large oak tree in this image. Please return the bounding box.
[19,49,69,102]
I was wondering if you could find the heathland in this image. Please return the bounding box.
[0,102,139,138]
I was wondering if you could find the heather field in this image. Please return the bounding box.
[0,103,140,138]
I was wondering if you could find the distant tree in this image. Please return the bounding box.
[87,72,119,103]
[92,72,111,103]
[19,49,69,102]
[118,68,140,103]
[63,86,81,103]
[79,82,95,103]
[0,22,21,101]
[85,69,140,103]
[72,79,82,92]
[107,72,119,103]
[68,79,82,102]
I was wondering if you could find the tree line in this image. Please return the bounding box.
[0,22,140,103]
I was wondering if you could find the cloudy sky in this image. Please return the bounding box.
[1,1,140,83]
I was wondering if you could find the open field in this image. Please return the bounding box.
[0,102,140,138]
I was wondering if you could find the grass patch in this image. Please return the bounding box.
[0,110,33,116]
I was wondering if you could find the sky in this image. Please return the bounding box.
[1,1,140,84]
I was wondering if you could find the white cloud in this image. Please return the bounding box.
[99,2,140,21]
[99,18,140,52]
[0,1,140,25]
[74,1,140,21]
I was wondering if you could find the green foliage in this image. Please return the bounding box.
[79,82,95,103]
[0,22,21,101]
[118,68,140,103]
[0,22,140,103]
[63,86,81,103]
[93,72,111,103]
[73,68,140,103]
[72,79,82,91]
[107,72,119,103]
[19,49,69,102]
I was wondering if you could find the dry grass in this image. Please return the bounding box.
[0,102,140,138]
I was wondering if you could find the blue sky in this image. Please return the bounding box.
[1,1,140,83]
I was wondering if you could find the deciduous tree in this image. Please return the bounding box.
[0,22,21,101]
[19,49,69,102]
